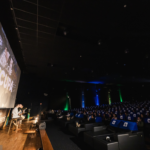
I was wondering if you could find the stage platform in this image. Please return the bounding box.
[0,119,42,150]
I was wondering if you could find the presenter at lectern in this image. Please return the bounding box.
[12,104,24,130]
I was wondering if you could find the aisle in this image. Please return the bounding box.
[46,121,91,150]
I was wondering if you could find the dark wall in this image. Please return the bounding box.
[15,74,150,113]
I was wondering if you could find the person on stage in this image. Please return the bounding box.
[12,104,24,130]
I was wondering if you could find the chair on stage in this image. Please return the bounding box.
[7,118,18,134]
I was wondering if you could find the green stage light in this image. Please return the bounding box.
[119,89,123,102]
[64,93,69,110]
[108,92,111,105]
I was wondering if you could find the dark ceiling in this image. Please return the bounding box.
[0,0,150,83]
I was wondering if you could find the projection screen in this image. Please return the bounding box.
[0,23,21,108]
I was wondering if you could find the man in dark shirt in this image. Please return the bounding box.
[137,117,144,131]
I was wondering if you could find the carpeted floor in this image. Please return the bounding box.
[46,121,92,150]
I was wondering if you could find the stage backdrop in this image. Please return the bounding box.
[0,23,21,108]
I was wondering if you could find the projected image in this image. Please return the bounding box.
[0,23,21,108]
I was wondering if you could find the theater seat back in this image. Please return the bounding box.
[84,123,95,130]
[118,132,145,150]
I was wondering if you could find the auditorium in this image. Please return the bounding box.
[0,0,150,150]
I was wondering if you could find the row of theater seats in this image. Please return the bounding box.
[50,101,150,150]
[54,112,146,150]
[84,119,144,150]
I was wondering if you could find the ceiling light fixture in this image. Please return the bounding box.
[44,93,48,96]
[146,54,149,58]
[64,31,67,36]
[98,40,101,45]
[125,49,129,54]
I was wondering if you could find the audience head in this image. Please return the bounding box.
[113,114,116,117]
[140,114,144,118]
[137,117,142,122]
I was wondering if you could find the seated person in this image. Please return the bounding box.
[57,110,63,119]
[104,113,112,125]
[102,114,106,121]
[66,111,70,117]
[56,110,62,116]
[76,118,85,127]
[124,112,128,120]
[119,113,124,120]
[98,113,101,117]
[12,104,24,130]
[140,114,144,122]
[137,117,144,131]
[146,112,150,118]
[87,115,95,123]
[112,114,117,120]
[18,107,27,120]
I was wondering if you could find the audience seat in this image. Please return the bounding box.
[93,134,119,150]
[68,122,103,136]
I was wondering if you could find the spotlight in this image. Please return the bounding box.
[64,31,67,35]
[10,8,13,10]
[44,93,48,96]
[15,27,18,30]
[146,54,149,58]
[19,41,21,42]
[124,5,127,7]
[80,55,82,58]
[98,40,101,45]
[125,49,129,54]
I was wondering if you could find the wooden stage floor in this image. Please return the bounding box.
[0,119,42,150]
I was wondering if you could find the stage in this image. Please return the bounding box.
[0,119,42,150]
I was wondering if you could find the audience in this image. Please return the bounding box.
[49,100,150,131]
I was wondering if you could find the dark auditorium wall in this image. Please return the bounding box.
[15,74,150,113]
